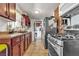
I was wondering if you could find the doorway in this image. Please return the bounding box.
[34,21,42,42]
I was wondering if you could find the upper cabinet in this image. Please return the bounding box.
[0,3,8,18]
[22,14,31,26]
[9,3,16,21]
[0,3,16,21]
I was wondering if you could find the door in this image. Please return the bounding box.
[34,21,42,41]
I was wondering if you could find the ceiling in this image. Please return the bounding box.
[17,3,59,20]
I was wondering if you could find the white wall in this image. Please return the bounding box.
[7,11,22,31]
[30,19,35,41]
[71,14,79,25]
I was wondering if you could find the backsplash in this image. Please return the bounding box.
[71,15,79,25]
[0,17,9,32]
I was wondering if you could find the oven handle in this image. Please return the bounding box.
[48,39,63,47]
[56,43,63,47]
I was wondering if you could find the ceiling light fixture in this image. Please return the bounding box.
[35,10,39,14]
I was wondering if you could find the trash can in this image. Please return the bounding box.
[0,44,8,56]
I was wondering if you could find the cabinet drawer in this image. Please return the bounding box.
[0,39,10,44]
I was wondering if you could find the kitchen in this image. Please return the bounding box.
[0,3,79,56]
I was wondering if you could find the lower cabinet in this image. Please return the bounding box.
[29,32,32,44]
[12,43,20,56]
[20,35,24,55]
[27,36,29,47]
[11,37,21,56]
[0,32,32,56]
[20,41,24,55]
[24,35,28,50]
[12,32,32,56]
[27,32,32,47]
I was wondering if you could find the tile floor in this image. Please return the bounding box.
[23,39,48,56]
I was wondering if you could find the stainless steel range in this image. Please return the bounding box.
[48,34,63,56]
[48,33,79,56]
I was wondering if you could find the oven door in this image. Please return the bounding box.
[48,36,63,56]
[48,42,58,56]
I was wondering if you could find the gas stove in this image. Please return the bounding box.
[61,34,76,40]
[48,34,63,56]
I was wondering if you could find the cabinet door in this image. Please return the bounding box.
[0,3,8,17]
[20,36,24,55]
[29,32,32,44]
[27,35,30,46]
[12,37,21,56]
[25,35,28,50]
[20,40,24,55]
[12,43,20,56]
[24,16,29,25]
[9,3,16,21]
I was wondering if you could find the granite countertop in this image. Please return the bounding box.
[0,32,28,39]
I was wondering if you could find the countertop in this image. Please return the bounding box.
[0,32,29,39]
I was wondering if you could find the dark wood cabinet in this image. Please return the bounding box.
[0,3,16,21]
[12,37,21,56]
[28,33,30,46]
[9,3,16,21]
[27,32,32,48]
[0,3,8,18]
[24,35,28,50]
[27,35,28,48]
[22,15,31,26]
[0,32,32,56]
[12,43,20,56]
[20,35,25,55]
[12,33,32,56]
[20,40,24,55]
[29,32,32,44]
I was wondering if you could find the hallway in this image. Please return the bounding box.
[23,39,48,56]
